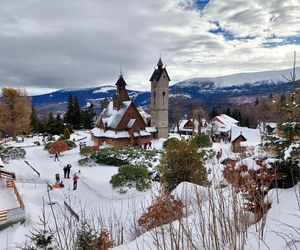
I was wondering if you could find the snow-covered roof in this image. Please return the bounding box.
[216,114,239,125]
[137,107,151,119]
[127,119,136,128]
[101,101,131,129]
[91,128,130,138]
[210,114,239,133]
[178,119,190,130]
[265,122,277,128]
[231,126,261,146]
[145,127,157,133]
[139,130,151,137]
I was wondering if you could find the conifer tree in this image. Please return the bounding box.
[267,52,300,188]
[30,106,40,133]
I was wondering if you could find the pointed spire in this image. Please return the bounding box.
[157,57,163,68]
[116,73,127,86]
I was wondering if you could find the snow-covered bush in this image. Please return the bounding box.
[110,164,151,192]
[89,147,161,169]
[0,146,26,162]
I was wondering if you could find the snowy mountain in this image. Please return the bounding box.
[175,67,300,88]
[31,67,300,114]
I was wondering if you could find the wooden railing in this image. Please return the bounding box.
[6,179,25,208]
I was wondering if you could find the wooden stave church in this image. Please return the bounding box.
[91,73,157,147]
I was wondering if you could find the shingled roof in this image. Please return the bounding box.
[115,75,127,86]
[149,58,170,82]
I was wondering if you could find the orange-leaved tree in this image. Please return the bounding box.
[49,140,68,154]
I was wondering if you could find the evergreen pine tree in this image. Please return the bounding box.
[65,93,74,125]
[30,106,40,133]
[73,97,82,129]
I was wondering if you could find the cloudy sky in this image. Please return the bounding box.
[0,0,300,95]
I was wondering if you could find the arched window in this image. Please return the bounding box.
[162,91,166,106]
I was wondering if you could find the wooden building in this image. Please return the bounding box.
[91,74,157,147]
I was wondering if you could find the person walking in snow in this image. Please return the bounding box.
[54,151,59,161]
[73,173,79,190]
[63,165,67,178]
[66,164,72,178]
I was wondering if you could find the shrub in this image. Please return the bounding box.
[44,142,52,151]
[163,137,179,149]
[90,147,161,168]
[49,140,68,154]
[78,157,93,166]
[63,127,70,139]
[138,195,184,231]
[192,134,212,148]
[159,140,208,192]
[65,140,77,149]
[110,164,151,192]
[80,146,99,156]
[0,147,26,162]
[97,229,114,250]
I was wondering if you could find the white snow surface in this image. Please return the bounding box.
[231,126,261,146]
[93,86,115,93]
[177,66,300,88]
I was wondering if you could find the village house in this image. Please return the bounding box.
[174,117,208,135]
[91,74,156,147]
[231,126,261,153]
[207,114,239,141]
[257,122,277,135]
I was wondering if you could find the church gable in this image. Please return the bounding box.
[116,102,146,131]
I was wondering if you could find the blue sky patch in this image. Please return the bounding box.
[195,0,210,10]
[263,35,300,48]
[209,21,255,41]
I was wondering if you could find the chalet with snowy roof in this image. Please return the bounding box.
[175,118,208,135]
[257,122,277,135]
[208,114,239,140]
[91,74,157,147]
[231,126,261,153]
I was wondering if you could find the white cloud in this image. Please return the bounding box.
[0,0,299,95]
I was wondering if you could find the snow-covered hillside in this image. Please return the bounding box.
[176,66,300,88]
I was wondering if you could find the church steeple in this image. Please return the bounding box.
[113,72,130,110]
[157,57,163,69]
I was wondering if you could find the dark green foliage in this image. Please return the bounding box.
[110,164,151,192]
[30,106,40,133]
[65,140,77,149]
[73,97,82,129]
[82,103,96,129]
[89,147,161,168]
[44,142,52,151]
[163,137,180,149]
[91,149,129,166]
[192,134,212,148]
[80,146,98,156]
[78,157,92,166]
[45,113,65,135]
[75,220,98,250]
[159,140,207,192]
[64,127,70,139]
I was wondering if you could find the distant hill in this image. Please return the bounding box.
[31,67,300,115]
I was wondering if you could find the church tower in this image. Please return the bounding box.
[150,57,170,138]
